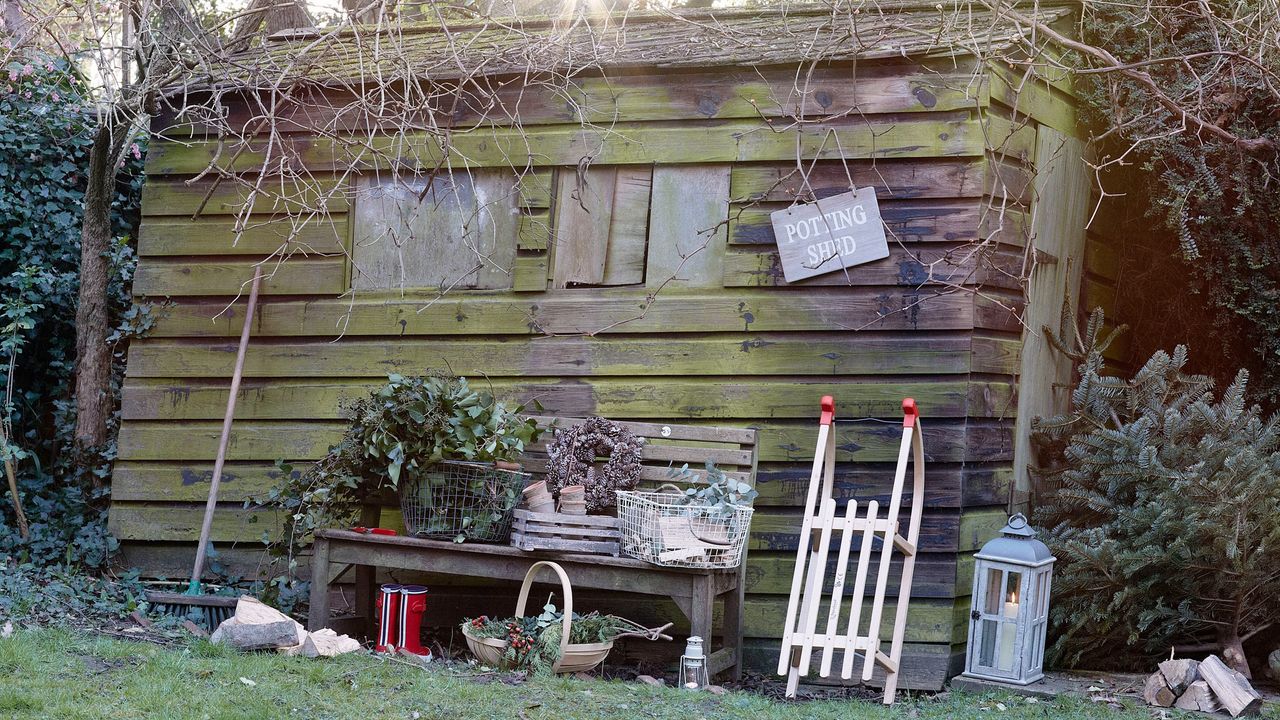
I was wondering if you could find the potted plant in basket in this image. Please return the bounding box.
[263,373,541,546]
[616,461,757,568]
[669,460,758,545]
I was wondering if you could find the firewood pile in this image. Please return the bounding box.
[1142,656,1263,717]
[210,596,361,658]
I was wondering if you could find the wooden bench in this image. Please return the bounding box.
[308,416,758,679]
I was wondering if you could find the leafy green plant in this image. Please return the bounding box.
[0,559,146,624]
[351,373,539,486]
[0,55,145,568]
[667,461,758,517]
[1033,311,1280,677]
[253,374,539,610]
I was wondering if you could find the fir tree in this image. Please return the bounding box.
[1033,310,1280,677]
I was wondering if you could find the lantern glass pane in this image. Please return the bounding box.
[1032,623,1045,669]
[1035,572,1048,617]
[978,619,997,667]
[1004,571,1022,618]
[997,621,1017,671]
[983,568,1003,615]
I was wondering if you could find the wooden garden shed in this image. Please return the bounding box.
[109,1,1112,690]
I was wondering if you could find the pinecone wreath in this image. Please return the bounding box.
[544,417,644,512]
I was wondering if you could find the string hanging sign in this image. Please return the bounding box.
[769,187,889,283]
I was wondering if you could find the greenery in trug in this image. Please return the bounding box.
[1033,311,1280,674]
[253,374,540,610]
[1076,1,1280,400]
[0,56,147,568]
[3,627,1251,720]
[463,608,630,675]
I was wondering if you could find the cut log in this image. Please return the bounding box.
[277,640,305,657]
[1200,654,1263,717]
[231,596,289,625]
[1159,658,1200,695]
[211,616,298,650]
[301,629,361,658]
[1174,680,1222,714]
[1142,671,1177,708]
[210,596,306,650]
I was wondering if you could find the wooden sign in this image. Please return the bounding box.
[769,188,889,283]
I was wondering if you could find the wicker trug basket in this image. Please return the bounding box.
[462,561,613,674]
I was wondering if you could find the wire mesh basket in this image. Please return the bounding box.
[615,487,753,569]
[398,460,529,542]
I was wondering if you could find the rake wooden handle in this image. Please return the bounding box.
[190,267,262,585]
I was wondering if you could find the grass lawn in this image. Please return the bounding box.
[0,626,1266,720]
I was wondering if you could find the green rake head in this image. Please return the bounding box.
[144,583,239,631]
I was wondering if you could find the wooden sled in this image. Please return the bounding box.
[776,396,925,704]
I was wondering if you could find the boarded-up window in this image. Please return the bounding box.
[550,166,652,288]
[645,165,730,289]
[352,171,518,291]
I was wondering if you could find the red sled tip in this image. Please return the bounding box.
[902,398,918,427]
[820,396,835,426]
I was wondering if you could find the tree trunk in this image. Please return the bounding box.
[3,454,28,539]
[230,0,313,46]
[1221,632,1252,679]
[72,125,116,462]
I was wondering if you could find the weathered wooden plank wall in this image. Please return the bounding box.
[111,59,1089,689]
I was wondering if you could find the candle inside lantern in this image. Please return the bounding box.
[1003,588,1019,618]
[998,588,1019,669]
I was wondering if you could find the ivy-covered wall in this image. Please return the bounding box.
[0,57,145,566]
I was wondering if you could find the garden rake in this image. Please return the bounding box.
[145,267,262,630]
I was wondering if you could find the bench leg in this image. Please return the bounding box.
[354,564,376,640]
[689,575,726,679]
[722,584,744,681]
[690,575,715,641]
[308,536,332,631]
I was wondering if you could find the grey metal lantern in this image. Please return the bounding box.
[963,514,1055,685]
[679,636,708,689]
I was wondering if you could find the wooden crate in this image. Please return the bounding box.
[510,509,621,556]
